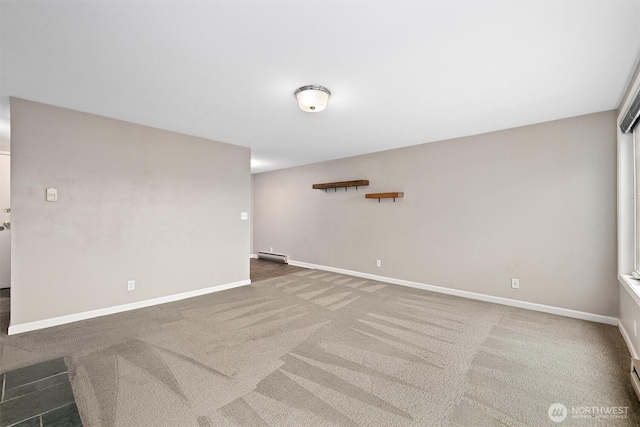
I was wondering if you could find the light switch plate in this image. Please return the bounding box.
[46,187,58,202]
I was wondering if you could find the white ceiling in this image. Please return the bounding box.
[1,1,639,173]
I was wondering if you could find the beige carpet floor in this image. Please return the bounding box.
[0,270,638,426]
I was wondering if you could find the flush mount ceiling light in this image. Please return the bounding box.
[294,85,331,112]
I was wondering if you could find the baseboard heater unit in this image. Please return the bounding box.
[257,251,289,264]
[631,359,640,402]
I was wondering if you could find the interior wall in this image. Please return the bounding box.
[620,285,640,358]
[250,174,254,255]
[10,98,251,327]
[254,111,618,317]
[617,57,640,358]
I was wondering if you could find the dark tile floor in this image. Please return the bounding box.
[0,357,82,427]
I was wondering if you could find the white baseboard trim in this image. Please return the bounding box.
[619,320,639,359]
[250,254,258,259]
[8,279,252,335]
[288,260,618,326]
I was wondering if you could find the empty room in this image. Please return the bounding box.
[2,0,640,426]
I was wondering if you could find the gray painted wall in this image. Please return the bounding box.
[254,111,618,317]
[10,98,250,326]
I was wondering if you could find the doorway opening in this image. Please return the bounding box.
[0,151,9,335]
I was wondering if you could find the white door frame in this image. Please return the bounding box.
[0,151,10,290]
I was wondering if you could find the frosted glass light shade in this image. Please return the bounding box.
[295,85,331,112]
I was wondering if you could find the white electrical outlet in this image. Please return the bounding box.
[634,320,637,337]
[128,280,135,291]
[240,212,248,220]
[270,247,273,252]
[376,260,381,267]
[511,278,519,289]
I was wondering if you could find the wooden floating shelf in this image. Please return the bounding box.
[365,192,404,202]
[313,180,369,192]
